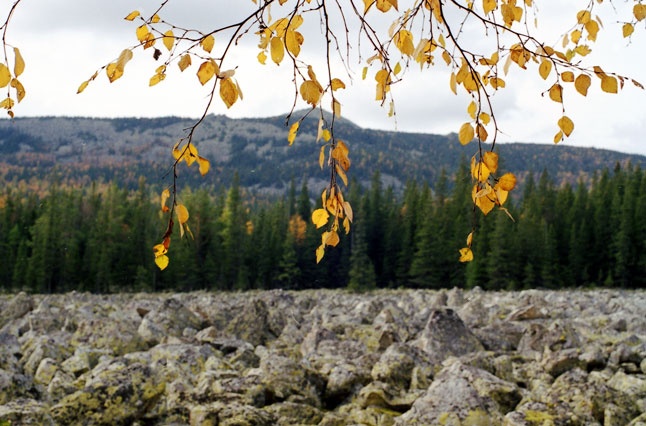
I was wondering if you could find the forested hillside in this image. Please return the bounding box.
[1,161,644,293]
[1,114,645,195]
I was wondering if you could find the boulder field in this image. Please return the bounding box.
[0,288,644,425]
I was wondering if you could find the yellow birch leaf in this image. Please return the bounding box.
[151,14,161,23]
[201,35,215,53]
[466,231,473,247]
[476,123,488,141]
[197,156,210,176]
[576,9,591,24]
[362,66,368,80]
[459,247,474,262]
[155,254,169,270]
[570,29,582,44]
[10,79,25,102]
[336,164,348,186]
[197,60,217,85]
[153,243,168,257]
[106,62,123,83]
[634,4,646,21]
[316,244,325,263]
[343,216,351,234]
[285,30,302,57]
[161,188,170,212]
[395,30,415,56]
[450,72,457,94]
[548,83,563,103]
[332,99,341,117]
[393,62,402,75]
[136,25,150,43]
[575,73,591,96]
[178,54,192,71]
[13,48,25,77]
[163,30,174,51]
[554,130,563,144]
[312,208,330,229]
[574,45,592,56]
[538,59,552,80]
[331,78,346,90]
[498,172,517,191]
[0,97,14,110]
[343,201,353,223]
[467,100,477,119]
[77,80,89,94]
[483,0,496,14]
[319,145,326,169]
[458,122,474,145]
[600,75,618,93]
[288,122,299,146]
[472,184,495,215]
[479,112,491,125]
[623,23,634,38]
[300,80,322,105]
[471,158,491,182]
[490,77,505,89]
[270,36,285,65]
[220,77,238,108]
[124,10,140,21]
[585,20,599,41]
[557,115,574,137]
[324,230,340,247]
[149,72,165,87]
[483,151,498,173]
[0,64,10,88]
[257,51,267,65]
[561,71,575,82]
[176,204,189,224]
[376,0,393,12]
[494,183,509,205]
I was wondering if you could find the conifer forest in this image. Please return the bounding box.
[1,160,645,294]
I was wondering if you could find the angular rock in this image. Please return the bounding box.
[412,308,484,364]
[395,360,521,425]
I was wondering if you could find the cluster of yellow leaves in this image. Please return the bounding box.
[153,189,193,270]
[312,184,353,263]
[257,13,305,65]
[0,47,26,117]
[172,141,210,176]
[310,119,353,263]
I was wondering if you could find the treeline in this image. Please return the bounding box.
[1,161,645,294]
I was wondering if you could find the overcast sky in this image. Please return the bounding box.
[3,0,646,156]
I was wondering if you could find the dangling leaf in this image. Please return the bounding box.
[574,73,591,96]
[124,10,140,21]
[201,35,215,53]
[498,172,517,191]
[312,208,330,228]
[483,151,498,173]
[197,156,210,176]
[178,54,192,71]
[219,77,238,108]
[458,122,475,145]
[10,79,25,103]
[288,122,299,146]
[316,244,325,263]
[548,83,563,103]
[160,188,171,212]
[155,254,169,270]
[176,204,189,224]
[270,36,285,64]
[557,115,574,137]
[163,30,175,51]
[300,80,322,105]
[0,64,12,88]
[459,247,474,262]
[600,75,618,93]
[13,48,25,77]
[538,59,552,80]
[197,60,217,85]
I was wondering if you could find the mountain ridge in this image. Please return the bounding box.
[1,113,644,194]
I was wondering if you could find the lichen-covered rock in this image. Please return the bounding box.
[395,360,521,425]
[259,352,325,406]
[50,360,165,425]
[412,308,484,364]
[137,296,204,345]
[0,398,54,425]
[226,298,276,346]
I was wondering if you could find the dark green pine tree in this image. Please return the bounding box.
[219,173,250,290]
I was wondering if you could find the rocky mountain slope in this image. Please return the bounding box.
[1,114,645,193]
[1,289,645,425]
